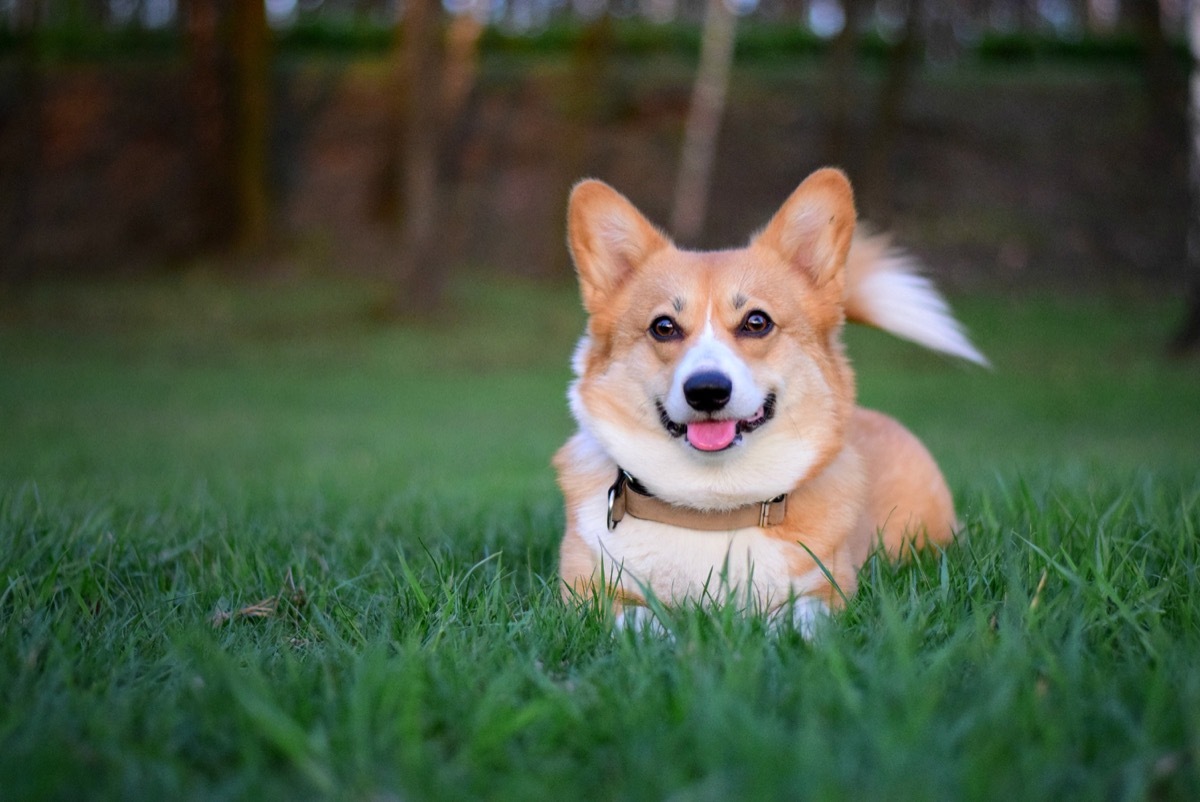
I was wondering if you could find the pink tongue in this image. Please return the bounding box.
[686,419,738,451]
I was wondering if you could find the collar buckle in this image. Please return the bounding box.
[760,494,787,527]
[607,470,631,531]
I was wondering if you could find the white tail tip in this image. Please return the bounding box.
[846,241,988,366]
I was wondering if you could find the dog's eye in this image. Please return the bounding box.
[740,310,774,337]
[649,315,682,342]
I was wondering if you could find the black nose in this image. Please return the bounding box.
[683,370,732,412]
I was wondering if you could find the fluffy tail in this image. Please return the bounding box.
[843,231,988,366]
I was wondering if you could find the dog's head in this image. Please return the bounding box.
[566,169,859,510]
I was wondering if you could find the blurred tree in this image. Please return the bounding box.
[550,17,615,274]
[183,0,271,254]
[1125,0,1195,355]
[184,0,232,249]
[862,0,923,223]
[388,3,483,313]
[822,0,865,167]
[671,0,737,245]
[443,11,483,130]
[393,0,445,313]
[396,0,444,307]
[1085,0,1118,33]
[1134,0,1182,132]
[0,0,43,282]
[437,9,485,267]
[232,0,271,251]
[1171,1,1200,355]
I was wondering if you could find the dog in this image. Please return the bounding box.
[553,168,985,633]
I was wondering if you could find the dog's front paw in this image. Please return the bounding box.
[770,596,831,640]
[614,605,671,637]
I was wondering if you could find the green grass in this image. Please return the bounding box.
[1,272,1198,800]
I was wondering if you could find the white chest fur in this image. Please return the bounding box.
[573,483,820,611]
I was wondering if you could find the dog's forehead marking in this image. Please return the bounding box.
[648,255,762,330]
[702,256,759,317]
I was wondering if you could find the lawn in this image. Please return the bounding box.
[1,271,1198,800]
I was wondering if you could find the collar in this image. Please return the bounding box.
[606,470,788,531]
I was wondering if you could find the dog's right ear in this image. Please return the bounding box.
[753,168,857,290]
[567,180,670,314]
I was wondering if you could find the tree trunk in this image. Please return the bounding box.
[862,0,923,223]
[520,18,615,280]
[184,0,271,255]
[183,0,235,250]
[0,0,43,282]
[822,0,864,167]
[230,0,271,252]
[442,12,483,130]
[1170,4,1200,355]
[670,0,737,246]
[1085,0,1117,33]
[1134,0,1184,133]
[393,0,446,313]
[435,11,485,271]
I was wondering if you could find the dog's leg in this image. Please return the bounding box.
[557,527,600,601]
[614,605,671,637]
[849,407,957,559]
[768,596,831,640]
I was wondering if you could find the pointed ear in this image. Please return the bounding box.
[754,168,857,287]
[567,179,670,314]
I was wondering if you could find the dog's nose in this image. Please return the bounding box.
[683,371,732,412]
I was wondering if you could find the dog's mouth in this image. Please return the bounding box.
[656,393,777,452]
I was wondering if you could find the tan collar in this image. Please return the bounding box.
[606,471,788,531]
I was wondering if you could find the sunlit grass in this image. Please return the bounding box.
[1,272,1198,799]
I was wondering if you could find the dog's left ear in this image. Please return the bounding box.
[753,168,857,288]
[567,179,670,314]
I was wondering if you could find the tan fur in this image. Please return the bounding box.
[848,408,957,562]
[555,169,973,621]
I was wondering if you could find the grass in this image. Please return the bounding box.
[1,270,1198,800]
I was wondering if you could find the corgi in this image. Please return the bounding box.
[553,168,985,632]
